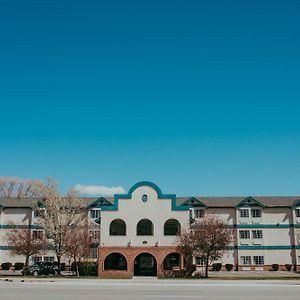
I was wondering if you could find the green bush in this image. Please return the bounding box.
[285,264,292,271]
[271,264,279,271]
[72,262,98,276]
[14,262,24,270]
[212,263,222,272]
[60,263,66,271]
[225,264,233,271]
[1,262,12,270]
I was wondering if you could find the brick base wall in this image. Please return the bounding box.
[98,246,180,278]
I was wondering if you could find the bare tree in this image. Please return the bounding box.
[177,215,233,278]
[34,178,87,274]
[64,221,91,276]
[0,177,43,198]
[6,225,47,268]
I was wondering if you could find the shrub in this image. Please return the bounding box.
[285,264,292,271]
[60,263,66,271]
[14,262,24,270]
[271,264,279,271]
[72,262,98,276]
[212,263,222,272]
[1,262,12,270]
[193,271,204,278]
[225,264,233,271]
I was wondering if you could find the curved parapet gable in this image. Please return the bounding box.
[101,181,189,211]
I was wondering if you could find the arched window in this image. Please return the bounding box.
[136,219,153,235]
[104,253,127,270]
[163,253,181,270]
[109,219,126,236]
[164,219,181,235]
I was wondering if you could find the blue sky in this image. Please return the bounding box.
[0,0,299,196]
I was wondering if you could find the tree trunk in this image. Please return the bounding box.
[73,256,79,277]
[57,255,61,275]
[25,255,30,268]
[205,256,209,278]
[76,261,79,277]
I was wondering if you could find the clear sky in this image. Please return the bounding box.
[0,0,299,196]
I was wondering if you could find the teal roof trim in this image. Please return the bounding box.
[235,196,265,208]
[235,224,290,228]
[238,245,292,250]
[292,199,300,207]
[101,181,188,211]
[86,197,113,209]
[179,197,208,208]
[0,224,42,229]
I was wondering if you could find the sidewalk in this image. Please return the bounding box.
[1,270,300,279]
[207,270,300,279]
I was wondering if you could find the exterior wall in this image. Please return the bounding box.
[98,246,179,278]
[206,208,236,225]
[100,185,189,248]
[0,207,62,266]
[1,208,32,225]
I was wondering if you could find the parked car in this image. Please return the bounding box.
[21,262,59,276]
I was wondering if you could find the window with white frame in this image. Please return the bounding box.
[90,229,100,241]
[34,209,46,218]
[296,233,300,245]
[195,256,206,265]
[253,256,264,265]
[240,256,251,265]
[239,230,250,239]
[32,230,44,239]
[194,209,205,218]
[251,209,262,218]
[90,209,101,219]
[32,256,43,263]
[43,256,55,262]
[252,230,263,239]
[90,248,98,259]
[296,209,300,218]
[240,209,249,218]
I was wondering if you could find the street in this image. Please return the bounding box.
[0,278,299,300]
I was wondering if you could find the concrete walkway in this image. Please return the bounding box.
[0,278,300,300]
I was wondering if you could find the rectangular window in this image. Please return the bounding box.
[34,209,45,218]
[296,209,300,218]
[194,209,205,218]
[253,256,264,265]
[90,230,100,241]
[33,256,43,263]
[43,256,55,262]
[90,248,98,259]
[296,233,300,245]
[32,230,44,239]
[195,256,206,265]
[240,256,251,265]
[252,230,263,239]
[240,209,249,218]
[239,230,250,239]
[90,209,101,219]
[251,209,262,218]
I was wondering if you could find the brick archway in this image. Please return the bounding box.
[98,246,179,278]
[134,252,157,276]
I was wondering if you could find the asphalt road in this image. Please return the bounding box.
[0,279,299,300]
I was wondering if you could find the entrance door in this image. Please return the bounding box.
[134,253,157,276]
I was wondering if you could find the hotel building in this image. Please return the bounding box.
[1,181,300,277]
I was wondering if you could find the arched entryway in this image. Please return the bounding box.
[134,253,157,276]
[163,252,181,270]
